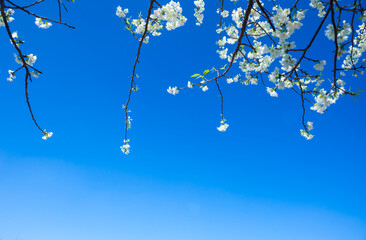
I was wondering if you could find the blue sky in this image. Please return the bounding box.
[0,0,365,240]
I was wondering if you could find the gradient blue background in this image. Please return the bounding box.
[0,0,365,240]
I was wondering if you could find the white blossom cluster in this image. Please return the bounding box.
[116,6,129,18]
[300,121,314,140]
[116,1,187,44]
[194,0,205,26]
[325,20,352,43]
[42,130,54,140]
[342,23,366,70]
[217,120,229,132]
[0,8,15,26]
[35,17,52,29]
[165,0,366,142]
[309,0,326,17]
[120,139,130,155]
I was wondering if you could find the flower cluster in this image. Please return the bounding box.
[194,0,205,26]
[309,0,326,17]
[217,121,229,132]
[117,1,187,44]
[116,6,129,18]
[342,23,366,70]
[42,130,53,140]
[325,20,352,43]
[35,17,52,29]
[311,88,343,114]
[167,86,179,95]
[300,121,314,140]
[0,9,15,26]
[120,139,131,155]
[7,70,15,82]
[14,53,37,66]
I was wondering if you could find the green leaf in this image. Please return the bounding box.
[203,69,210,75]
[191,73,201,78]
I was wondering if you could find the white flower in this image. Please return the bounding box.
[27,54,37,66]
[266,87,278,97]
[167,86,179,95]
[217,123,229,132]
[296,10,306,21]
[221,10,229,18]
[0,9,15,27]
[120,139,130,155]
[194,0,205,25]
[116,6,129,18]
[11,31,18,39]
[142,36,149,44]
[314,60,326,71]
[300,129,314,140]
[307,121,314,131]
[7,70,15,82]
[202,86,208,92]
[187,81,193,88]
[42,130,53,140]
[35,17,52,29]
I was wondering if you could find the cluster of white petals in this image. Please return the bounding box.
[325,20,352,43]
[116,6,129,18]
[7,70,15,82]
[342,23,366,70]
[300,121,314,140]
[0,9,15,26]
[120,139,130,155]
[42,130,53,140]
[167,86,179,95]
[14,53,37,66]
[35,17,52,29]
[217,122,229,132]
[311,88,343,114]
[194,0,205,26]
[117,1,187,44]
[309,0,326,17]
[314,60,326,71]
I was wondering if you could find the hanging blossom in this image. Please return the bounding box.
[35,17,52,29]
[217,121,229,132]
[2,6,56,140]
[2,1,76,142]
[120,139,131,155]
[42,130,54,140]
[118,0,188,155]
[194,0,205,26]
[300,121,314,140]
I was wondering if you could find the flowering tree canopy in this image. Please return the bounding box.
[1,0,365,155]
